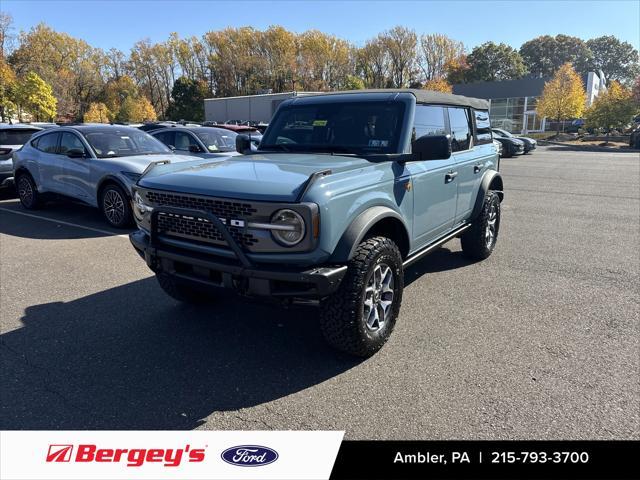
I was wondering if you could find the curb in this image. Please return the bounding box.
[538,140,640,153]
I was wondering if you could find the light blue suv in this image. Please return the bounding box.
[129,90,504,356]
[13,125,196,227]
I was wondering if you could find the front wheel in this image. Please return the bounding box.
[461,190,501,260]
[320,236,404,357]
[100,183,133,228]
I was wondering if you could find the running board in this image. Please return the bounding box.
[403,223,471,268]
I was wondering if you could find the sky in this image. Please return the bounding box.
[2,0,639,52]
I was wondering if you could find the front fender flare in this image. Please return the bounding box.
[329,206,409,263]
[471,170,504,221]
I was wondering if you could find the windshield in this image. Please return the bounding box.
[84,129,171,158]
[0,129,40,145]
[194,128,238,152]
[260,101,406,155]
[494,129,512,138]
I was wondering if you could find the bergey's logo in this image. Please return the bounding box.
[221,445,279,467]
[46,445,73,462]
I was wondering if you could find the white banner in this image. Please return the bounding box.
[0,430,344,480]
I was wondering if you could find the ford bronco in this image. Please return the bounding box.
[129,89,503,357]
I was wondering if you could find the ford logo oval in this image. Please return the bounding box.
[221,445,279,467]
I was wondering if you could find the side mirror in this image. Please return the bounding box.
[188,145,201,153]
[235,134,252,154]
[411,134,451,161]
[66,148,86,158]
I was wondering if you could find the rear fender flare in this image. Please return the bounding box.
[471,170,504,221]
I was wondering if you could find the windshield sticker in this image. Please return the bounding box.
[368,139,389,147]
[312,119,328,127]
[208,145,218,151]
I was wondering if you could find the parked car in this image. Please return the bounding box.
[13,125,196,227]
[492,133,525,157]
[215,124,263,147]
[150,126,240,158]
[0,124,43,188]
[492,128,536,153]
[129,89,504,357]
[138,121,177,132]
[630,127,640,149]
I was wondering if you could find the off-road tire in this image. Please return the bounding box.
[16,172,43,209]
[461,190,501,260]
[156,273,215,304]
[320,236,404,357]
[100,183,133,228]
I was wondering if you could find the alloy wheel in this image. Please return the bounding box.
[18,177,33,206]
[363,263,395,332]
[485,200,498,248]
[103,189,125,225]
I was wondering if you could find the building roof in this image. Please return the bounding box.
[302,89,490,110]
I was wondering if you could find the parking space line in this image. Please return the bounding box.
[0,207,131,238]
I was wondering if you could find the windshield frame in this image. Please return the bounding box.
[82,128,172,158]
[259,97,412,157]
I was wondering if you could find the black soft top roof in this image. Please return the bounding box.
[307,89,490,110]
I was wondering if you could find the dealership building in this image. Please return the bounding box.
[452,71,607,134]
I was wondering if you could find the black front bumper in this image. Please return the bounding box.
[130,229,347,298]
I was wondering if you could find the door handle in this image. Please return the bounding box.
[445,171,458,183]
[474,164,483,174]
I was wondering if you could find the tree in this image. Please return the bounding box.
[423,78,452,93]
[165,76,209,120]
[101,75,139,115]
[379,26,418,87]
[632,77,640,106]
[417,34,465,82]
[586,36,640,85]
[357,38,391,88]
[536,63,586,135]
[83,102,111,123]
[520,35,592,77]
[14,72,57,121]
[465,42,527,82]
[0,12,15,58]
[117,96,156,122]
[343,74,365,90]
[0,59,17,122]
[585,81,638,143]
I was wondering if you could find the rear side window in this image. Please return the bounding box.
[0,129,39,145]
[474,109,492,145]
[413,105,446,139]
[154,131,175,147]
[447,107,471,152]
[33,132,60,153]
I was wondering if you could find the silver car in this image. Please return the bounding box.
[150,126,240,158]
[0,124,43,188]
[12,124,197,227]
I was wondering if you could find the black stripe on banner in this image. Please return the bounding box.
[329,441,639,480]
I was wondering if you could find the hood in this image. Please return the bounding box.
[105,153,196,172]
[138,153,372,202]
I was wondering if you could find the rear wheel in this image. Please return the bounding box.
[156,273,216,304]
[100,183,132,228]
[320,236,404,357]
[461,190,501,260]
[16,173,42,209]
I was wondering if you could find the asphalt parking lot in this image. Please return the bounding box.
[0,146,638,439]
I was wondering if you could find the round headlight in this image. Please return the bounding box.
[134,191,152,214]
[270,209,305,246]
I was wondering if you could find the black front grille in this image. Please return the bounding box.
[157,213,258,247]
[146,191,257,218]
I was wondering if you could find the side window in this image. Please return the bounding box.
[154,131,175,148]
[447,107,471,152]
[413,105,446,140]
[33,132,60,154]
[473,109,492,145]
[59,132,87,155]
[174,131,199,151]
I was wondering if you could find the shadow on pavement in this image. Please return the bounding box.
[404,246,478,287]
[0,199,133,239]
[0,277,362,429]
